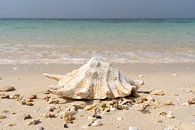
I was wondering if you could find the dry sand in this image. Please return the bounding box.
[0,63,195,130]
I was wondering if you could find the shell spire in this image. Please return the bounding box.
[43,57,142,99]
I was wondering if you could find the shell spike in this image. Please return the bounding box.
[43,73,64,81]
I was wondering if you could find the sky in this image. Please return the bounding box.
[0,0,195,18]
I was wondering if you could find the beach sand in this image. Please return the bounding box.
[0,63,195,130]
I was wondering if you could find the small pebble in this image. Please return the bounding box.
[26,102,34,106]
[151,90,165,96]
[158,111,167,116]
[8,123,16,127]
[64,111,76,124]
[9,93,21,99]
[23,114,32,120]
[37,126,44,130]
[155,120,163,123]
[28,119,41,125]
[45,112,56,118]
[0,86,16,92]
[166,111,175,118]
[47,105,56,112]
[164,100,173,106]
[2,110,9,113]
[88,116,96,121]
[182,102,190,106]
[92,114,102,119]
[117,117,123,121]
[64,124,68,128]
[11,112,16,115]
[0,115,6,119]
[28,95,37,99]
[139,75,143,78]
[0,94,10,99]
[188,97,195,105]
[90,120,102,127]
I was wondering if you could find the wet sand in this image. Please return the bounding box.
[0,63,195,130]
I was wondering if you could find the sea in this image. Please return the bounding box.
[0,18,195,64]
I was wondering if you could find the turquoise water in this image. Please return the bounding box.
[0,19,195,64]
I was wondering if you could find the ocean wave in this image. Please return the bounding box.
[1,50,195,64]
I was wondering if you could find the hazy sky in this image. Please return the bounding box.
[0,0,195,18]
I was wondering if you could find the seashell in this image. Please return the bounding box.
[0,85,15,92]
[44,57,141,99]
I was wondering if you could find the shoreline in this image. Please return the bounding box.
[0,63,195,130]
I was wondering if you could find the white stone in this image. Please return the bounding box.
[182,102,190,106]
[91,120,102,127]
[117,117,123,121]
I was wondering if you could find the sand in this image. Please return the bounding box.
[0,63,195,130]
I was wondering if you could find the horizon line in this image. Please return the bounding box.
[0,17,195,20]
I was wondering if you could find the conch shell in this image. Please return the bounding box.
[44,57,143,99]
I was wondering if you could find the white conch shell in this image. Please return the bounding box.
[44,57,142,99]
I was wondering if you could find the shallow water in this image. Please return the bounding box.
[0,19,195,64]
